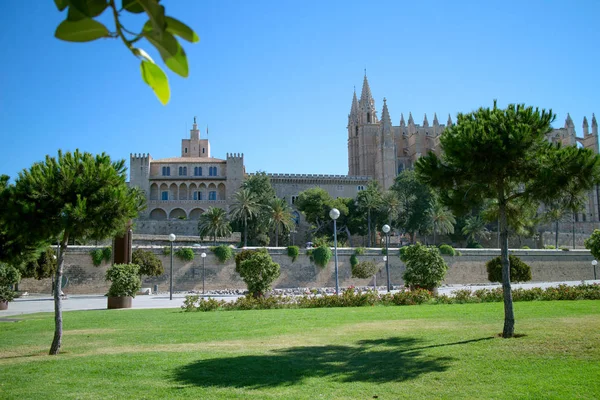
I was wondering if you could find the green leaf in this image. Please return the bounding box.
[165,16,199,43]
[144,30,189,77]
[54,0,69,11]
[67,0,107,20]
[122,0,144,13]
[55,19,110,42]
[138,0,166,33]
[140,60,170,105]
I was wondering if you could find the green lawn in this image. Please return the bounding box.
[1,301,599,399]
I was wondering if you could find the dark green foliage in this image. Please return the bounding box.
[162,246,171,256]
[351,260,378,279]
[287,246,299,262]
[356,181,383,247]
[584,229,600,260]
[235,249,280,297]
[390,170,433,241]
[311,245,332,268]
[211,245,233,263]
[198,207,232,245]
[105,263,141,298]
[238,173,277,246]
[0,263,21,302]
[132,249,163,277]
[90,247,112,266]
[175,248,194,262]
[235,249,257,270]
[486,255,532,283]
[22,247,58,280]
[466,241,483,249]
[53,0,199,105]
[521,246,530,249]
[380,288,433,306]
[438,244,455,256]
[354,247,366,255]
[255,233,270,246]
[350,254,359,268]
[400,243,448,290]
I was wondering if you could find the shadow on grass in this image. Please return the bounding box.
[173,336,491,389]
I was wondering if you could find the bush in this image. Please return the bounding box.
[235,249,258,270]
[162,246,171,256]
[351,260,378,279]
[354,247,366,255]
[560,246,570,251]
[466,241,483,248]
[350,254,359,268]
[211,245,233,263]
[175,247,195,262]
[90,247,111,266]
[132,249,164,277]
[312,245,332,268]
[585,229,600,259]
[22,247,57,280]
[287,246,299,262]
[236,249,280,297]
[381,288,432,306]
[400,243,448,291]
[255,233,270,247]
[105,263,141,298]
[0,263,21,302]
[544,245,556,249]
[521,246,530,249]
[486,255,532,283]
[439,244,455,256]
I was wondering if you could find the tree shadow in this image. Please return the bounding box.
[172,336,481,389]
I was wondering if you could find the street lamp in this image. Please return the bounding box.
[201,252,207,294]
[330,208,340,295]
[169,233,176,300]
[382,224,391,292]
[593,260,598,280]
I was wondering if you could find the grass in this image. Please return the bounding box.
[1,301,599,399]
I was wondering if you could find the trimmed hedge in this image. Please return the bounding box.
[486,255,532,283]
[175,247,195,262]
[287,246,299,262]
[211,245,234,263]
[438,244,455,256]
[311,245,332,268]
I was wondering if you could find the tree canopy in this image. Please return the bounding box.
[416,101,600,337]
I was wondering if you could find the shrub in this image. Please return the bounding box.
[349,254,359,268]
[354,247,366,255]
[312,245,332,268]
[211,245,233,263]
[351,260,378,279]
[312,236,332,248]
[90,247,111,266]
[287,246,299,262]
[544,245,556,249]
[382,288,432,306]
[560,246,570,251]
[0,263,21,303]
[175,247,195,262]
[466,241,483,248]
[453,289,475,303]
[162,246,171,256]
[132,249,164,277]
[585,229,600,259]
[473,288,503,302]
[105,263,141,298]
[521,246,530,249]
[235,249,258,270]
[439,244,455,256]
[400,243,448,291]
[22,247,57,280]
[255,233,270,247]
[486,255,532,283]
[381,248,387,255]
[236,249,280,297]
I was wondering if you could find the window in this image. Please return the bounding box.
[179,166,187,176]
[209,166,218,176]
[355,126,358,136]
[357,185,365,191]
[193,191,203,200]
[194,166,202,176]
[367,112,371,123]
[185,148,188,154]
[291,196,297,204]
[209,191,217,200]
[162,166,170,176]
[202,148,205,154]
[161,191,168,200]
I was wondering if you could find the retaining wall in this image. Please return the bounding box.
[17,247,597,295]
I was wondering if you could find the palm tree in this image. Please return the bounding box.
[427,200,456,245]
[357,182,382,247]
[380,190,400,226]
[229,189,260,247]
[462,215,490,245]
[198,207,232,245]
[267,198,295,247]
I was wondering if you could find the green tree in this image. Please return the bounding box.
[357,181,382,247]
[461,215,490,245]
[132,248,164,277]
[427,199,456,245]
[400,243,448,291]
[240,172,276,245]
[584,229,600,260]
[52,0,199,105]
[295,187,333,236]
[390,170,433,243]
[267,198,294,247]
[416,102,600,337]
[235,249,280,297]
[229,189,261,247]
[4,150,144,354]
[198,207,232,245]
[379,190,400,226]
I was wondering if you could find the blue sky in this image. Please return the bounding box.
[1,0,599,181]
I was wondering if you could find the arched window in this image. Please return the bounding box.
[183,166,187,176]
[209,191,217,200]
[162,166,170,176]
[161,191,168,200]
[185,147,188,154]
[194,166,202,176]
[367,112,371,123]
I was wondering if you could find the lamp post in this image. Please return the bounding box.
[330,208,340,295]
[169,233,176,300]
[593,260,598,280]
[382,224,391,292]
[201,252,207,294]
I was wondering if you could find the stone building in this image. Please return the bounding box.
[348,73,600,222]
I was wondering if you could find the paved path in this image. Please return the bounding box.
[2,280,598,317]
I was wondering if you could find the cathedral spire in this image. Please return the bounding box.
[447,114,453,127]
[400,113,405,127]
[381,98,392,126]
[408,112,414,126]
[423,113,429,127]
[583,116,589,136]
[358,72,377,124]
[359,74,374,108]
[592,113,598,136]
[349,89,359,120]
[565,113,574,128]
[433,113,439,126]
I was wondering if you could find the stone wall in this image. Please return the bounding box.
[18,247,596,295]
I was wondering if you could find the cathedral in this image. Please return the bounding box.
[347,73,600,222]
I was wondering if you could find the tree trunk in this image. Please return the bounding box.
[275,223,279,247]
[555,220,558,249]
[49,234,68,355]
[433,230,437,246]
[499,202,515,338]
[243,216,247,247]
[344,226,353,247]
[367,209,372,247]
